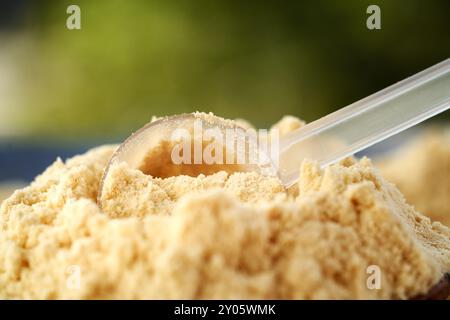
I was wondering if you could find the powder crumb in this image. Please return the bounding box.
[0,117,449,300]
[270,115,305,137]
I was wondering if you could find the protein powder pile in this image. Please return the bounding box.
[0,116,449,299]
[378,129,450,227]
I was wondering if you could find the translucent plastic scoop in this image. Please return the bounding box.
[278,58,450,187]
[98,58,450,202]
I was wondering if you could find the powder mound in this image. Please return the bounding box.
[99,162,284,218]
[0,120,449,299]
[377,129,450,226]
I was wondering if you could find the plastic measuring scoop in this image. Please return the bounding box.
[277,58,450,187]
[98,58,450,202]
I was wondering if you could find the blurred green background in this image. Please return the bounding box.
[1,0,448,141]
[0,0,449,183]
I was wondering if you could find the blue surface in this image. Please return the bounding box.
[0,141,93,182]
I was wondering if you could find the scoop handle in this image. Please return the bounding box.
[278,59,450,188]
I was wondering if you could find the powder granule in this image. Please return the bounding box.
[377,129,450,226]
[0,120,449,299]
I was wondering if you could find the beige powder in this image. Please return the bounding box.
[0,116,449,299]
[378,129,450,227]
